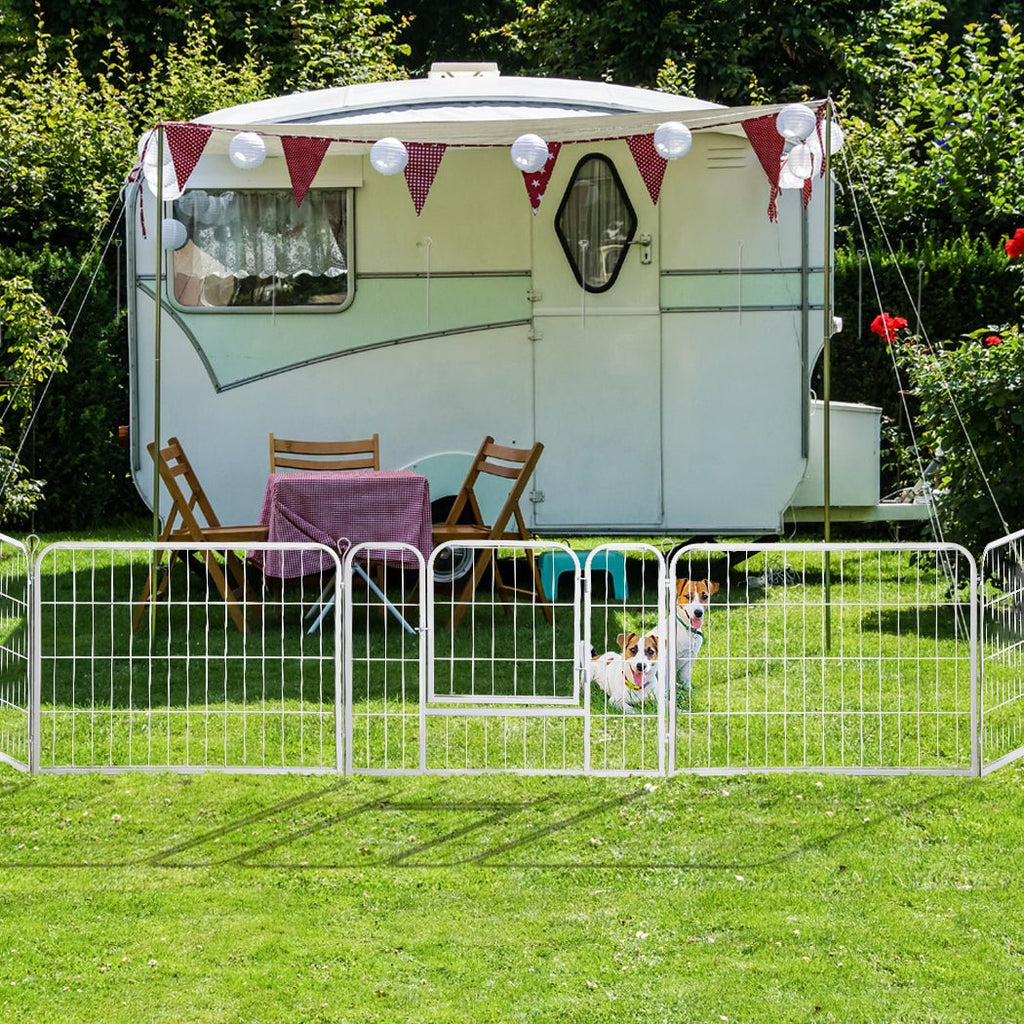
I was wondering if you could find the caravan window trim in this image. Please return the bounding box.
[554,153,637,295]
[166,187,355,313]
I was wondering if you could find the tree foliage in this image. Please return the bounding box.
[840,4,1024,239]
[462,0,888,105]
[1,0,407,92]
[0,273,69,520]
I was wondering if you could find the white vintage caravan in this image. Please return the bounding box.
[128,65,909,534]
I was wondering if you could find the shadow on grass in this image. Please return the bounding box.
[0,779,957,873]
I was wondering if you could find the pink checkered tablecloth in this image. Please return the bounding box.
[254,470,433,578]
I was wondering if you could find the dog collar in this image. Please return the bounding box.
[676,614,703,637]
[623,670,645,691]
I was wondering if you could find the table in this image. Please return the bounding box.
[256,470,433,577]
[254,470,433,632]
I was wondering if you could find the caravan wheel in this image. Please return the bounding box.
[431,495,476,584]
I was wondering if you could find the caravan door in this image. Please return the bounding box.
[532,148,662,528]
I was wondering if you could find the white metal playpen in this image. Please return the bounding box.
[0,532,1021,777]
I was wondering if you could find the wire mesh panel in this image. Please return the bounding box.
[344,543,425,773]
[980,530,1024,774]
[33,542,341,773]
[0,533,31,771]
[669,543,977,774]
[426,541,583,772]
[584,544,666,775]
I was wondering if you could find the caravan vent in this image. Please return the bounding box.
[428,62,500,78]
[706,142,749,170]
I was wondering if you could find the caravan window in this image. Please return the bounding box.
[170,189,351,309]
[554,155,637,293]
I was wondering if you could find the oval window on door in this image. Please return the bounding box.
[554,154,637,293]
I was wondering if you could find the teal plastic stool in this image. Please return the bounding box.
[539,549,628,601]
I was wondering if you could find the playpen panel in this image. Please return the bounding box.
[0,533,31,771]
[33,542,341,772]
[669,543,977,774]
[980,530,1024,774]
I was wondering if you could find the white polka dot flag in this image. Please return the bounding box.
[404,143,447,215]
[281,135,332,207]
[164,122,213,193]
[521,142,562,214]
[741,114,786,222]
[626,134,668,204]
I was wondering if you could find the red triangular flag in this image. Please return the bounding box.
[626,134,668,204]
[742,114,786,222]
[404,142,447,215]
[521,142,562,214]
[164,122,212,193]
[281,135,331,207]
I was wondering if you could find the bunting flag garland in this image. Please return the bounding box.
[135,106,832,225]
[281,135,332,207]
[626,134,668,204]
[521,142,561,213]
[164,122,213,195]
[404,142,447,215]
[741,114,786,222]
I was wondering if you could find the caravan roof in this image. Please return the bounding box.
[198,70,725,129]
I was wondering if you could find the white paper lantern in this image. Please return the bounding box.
[228,131,266,170]
[826,120,845,154]
[653,121,693,160]
[778,157,805,190]
[161,218,188,251]
[370,137,409,176]
[786,142,814,180]
[510,134,549,173]
[776,103,817,143]
[141,137,183,201]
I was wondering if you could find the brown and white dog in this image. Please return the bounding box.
[589,632,659,710]
[660,578,720,695]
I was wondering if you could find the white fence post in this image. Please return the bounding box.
[980,529,1024,774]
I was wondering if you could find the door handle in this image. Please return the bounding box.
[628,233,653,265]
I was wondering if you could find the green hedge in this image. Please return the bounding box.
[0,245,144,530]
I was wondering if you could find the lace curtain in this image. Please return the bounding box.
[174,190,347,280]
[556,157,636,291]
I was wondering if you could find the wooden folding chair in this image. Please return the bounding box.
[133,437,268,634]
[432,436,550,629]
[269,433,380,472]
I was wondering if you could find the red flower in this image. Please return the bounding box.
[1006,228,1024,259]
[985,334,1003,347]
[870,312,909,343]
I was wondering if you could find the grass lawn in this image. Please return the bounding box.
[1,766,1023,1022]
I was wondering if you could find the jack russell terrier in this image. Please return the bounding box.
[589,631,659,710]
[660,578,720,696]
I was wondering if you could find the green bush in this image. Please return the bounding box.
[896,324,1024,553]
[0,247,143,530]
[824,235,1024,495]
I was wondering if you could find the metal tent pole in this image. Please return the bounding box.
[152,125,164,542]
[822,101,834,650]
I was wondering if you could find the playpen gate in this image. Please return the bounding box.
[0,533,31,771]
[345,541,669,774]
